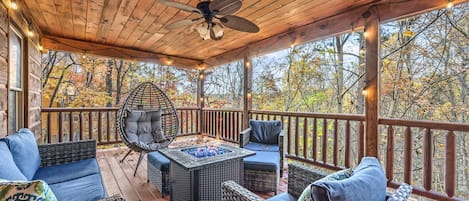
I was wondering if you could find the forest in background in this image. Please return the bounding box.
[41,3,468,199]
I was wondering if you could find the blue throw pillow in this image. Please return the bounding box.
[249,120,282,144]
[1,128,41,180]
[0,141,27,181]
[311,157,387,201]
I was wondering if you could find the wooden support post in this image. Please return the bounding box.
[243,52,252,129]
[197,70,205,134]
[364,15,380,157]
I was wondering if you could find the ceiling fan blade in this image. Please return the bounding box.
[220,15,259,33]
[166,18,201,30]
[156,0,200,13]
[209,0,242,15]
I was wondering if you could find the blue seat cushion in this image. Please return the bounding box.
[244,142,279,152]
[243,151,279,171]
[49,174,106,201]
[147,151,170,171]
[0,128,41,180]
[311,157,387,201]
[266,192,296,201]
[249,120,282,144]
[0,141,27,181]
[33,158,100,185]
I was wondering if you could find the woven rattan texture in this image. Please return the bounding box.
[221,180,264,201]
[147,161,170,196]
[287,163,327,197]
[244,169,279,194]
[38,140,96,167]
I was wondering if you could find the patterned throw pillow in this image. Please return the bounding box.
[387,183,412,201]
[0,180,57,201]
[321,168,353,181]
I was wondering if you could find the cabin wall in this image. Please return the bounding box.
[0,0,42,138]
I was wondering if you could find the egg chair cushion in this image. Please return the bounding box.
[147,109,166,142]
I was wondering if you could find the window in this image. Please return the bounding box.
[8,26,23,134]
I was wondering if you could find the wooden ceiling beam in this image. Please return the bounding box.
[41,35,202,69]
[204,0,468,67]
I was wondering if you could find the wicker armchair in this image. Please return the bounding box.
[117,82,179,176]
[240,120,284,194]
[222,163,413,201]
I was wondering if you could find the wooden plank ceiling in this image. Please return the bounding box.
[25,0,376,68]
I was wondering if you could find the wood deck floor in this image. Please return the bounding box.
[96,138,287,201]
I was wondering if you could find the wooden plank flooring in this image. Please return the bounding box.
[96,136,287,201]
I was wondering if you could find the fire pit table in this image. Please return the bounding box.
[159,144,255,201]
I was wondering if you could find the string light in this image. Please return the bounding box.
[247,92,252,99]
[447,0,454,9]
[245,61,250,67]
[199,97,204,102]
[199,74,204,80]
[28,30,34,37]
[166,56,173,65]
[363,29,368,39]
[38,45,43,51]
[10,1,18,10]
[362,87,367,96]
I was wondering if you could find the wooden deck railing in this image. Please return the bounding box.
[250,110,366,171]
[379,118,469,201]
[40,107,469,200]
[201,108,244,143]
[41,107,200,145]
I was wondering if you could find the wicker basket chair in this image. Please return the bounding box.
[117,82,179,176]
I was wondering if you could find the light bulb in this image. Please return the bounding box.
[447,1,454,9]
[28,30,34,37]
[11,2,18,10]
[38,45,43,51]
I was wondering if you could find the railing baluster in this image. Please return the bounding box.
[386,125,394,181]
[69,112,73,142]
[303,117,308,159]
[58,112,63,143]
[358,121,364,160]
[88,112,93,140]
[295,116,299,156]
[312,118,317,161]
[98,112,102,144]
[423,128,432,191]
[287,116,292,155]
[79,112,83,141]
[404,127,412,184]
[185,110,189,134]
[345,120,350,168]
[115,110,119,141]
[333,119,338,166]
[47,113,52,143]
[106,112,110,143]
[445,131,455,197]
[322,119,327,163]
[190,110,194,133]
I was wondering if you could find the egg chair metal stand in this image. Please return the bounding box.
[117,82,179,176]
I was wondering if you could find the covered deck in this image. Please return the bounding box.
[1,0,469,200]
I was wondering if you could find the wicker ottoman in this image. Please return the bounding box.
[243,151,280,194]
[147,151,170,197]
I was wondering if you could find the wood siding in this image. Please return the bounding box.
[0,0,42,138]
[0,1,8,137]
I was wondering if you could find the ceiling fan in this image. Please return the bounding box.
[157,0,260,40]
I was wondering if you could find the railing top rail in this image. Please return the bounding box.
[379,118,469,132]
[42,107,201,112]
[42,107,119,112]
[250,110,365,121]
[202,108,243,112]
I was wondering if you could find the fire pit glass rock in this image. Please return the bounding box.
[182,146,232,158]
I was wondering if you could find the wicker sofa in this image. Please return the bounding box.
[222,163,412,201]
[0,128,123,201]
